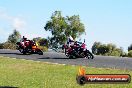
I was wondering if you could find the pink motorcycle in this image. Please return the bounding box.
[62,41,94,59]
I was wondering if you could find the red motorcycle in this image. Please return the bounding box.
[16,40,43,55]
[62,41,94,59]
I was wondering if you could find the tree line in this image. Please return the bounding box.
[92,42,132,57]
[0,10,132,57]
[0,29,48,51]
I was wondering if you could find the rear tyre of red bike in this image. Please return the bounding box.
[37,49,43,55]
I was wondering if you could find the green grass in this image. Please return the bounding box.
[0,56,131,88]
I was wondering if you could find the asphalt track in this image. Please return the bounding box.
[0,49,132,70]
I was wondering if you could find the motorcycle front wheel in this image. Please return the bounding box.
[86,50,94,59]
[37,49,43,55]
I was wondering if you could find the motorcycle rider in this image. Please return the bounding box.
[21,36,39,49]
[21,36,32,49]
[20,36,27,48]
[67,36,80,54]
[67,35,74,47]
[74,41,81,54]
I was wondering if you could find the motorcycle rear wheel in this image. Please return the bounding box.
[69,55,76,59]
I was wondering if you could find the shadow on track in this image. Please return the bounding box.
[0,52,19,54]
[0,52,30,55]
[38,57,73,59]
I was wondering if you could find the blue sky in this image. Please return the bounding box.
[0,0,132,51]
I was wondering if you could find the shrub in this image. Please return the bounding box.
[38,46,48,52]
[121,52,128,57]
[3,42,16,50]
[0,43,4,49]
[110,50,120,56]
[128,50,132,57]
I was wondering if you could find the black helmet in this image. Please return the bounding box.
[23,36,27,40]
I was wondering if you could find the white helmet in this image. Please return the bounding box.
[69,36,74,41]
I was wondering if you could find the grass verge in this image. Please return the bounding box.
[0,56,131,88]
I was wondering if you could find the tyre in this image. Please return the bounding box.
[69,55,76,59]
[37,49,43,55]
[38,52,43,55]
[19,48,24,53]
[22,51,27,55]
[69,50,77,59]
[65,49,69,57]
[23,48,32,55]
[87,50,94,59]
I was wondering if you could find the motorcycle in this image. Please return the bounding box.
[62,41,94,59]
[16,40,43,55]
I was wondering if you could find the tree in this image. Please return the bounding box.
[33,37,48,47]
[128,50,132,57]
[98,44,109,55]
[118,47,124,56]
[33,37,42,42]
[44,11,85,49]
[91,42,101,54]
[66,15,85,39]
[33,37,48,51]
[38,38,48,47]
[0,43,4,49]
[8,29,21,44]
[44,11,67,48]
[3,42,16,50]
[91,42,125,57]
[110,50,121,56]
[2,29,21,50]
[128,44,132,51]
[107,43,116,55]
